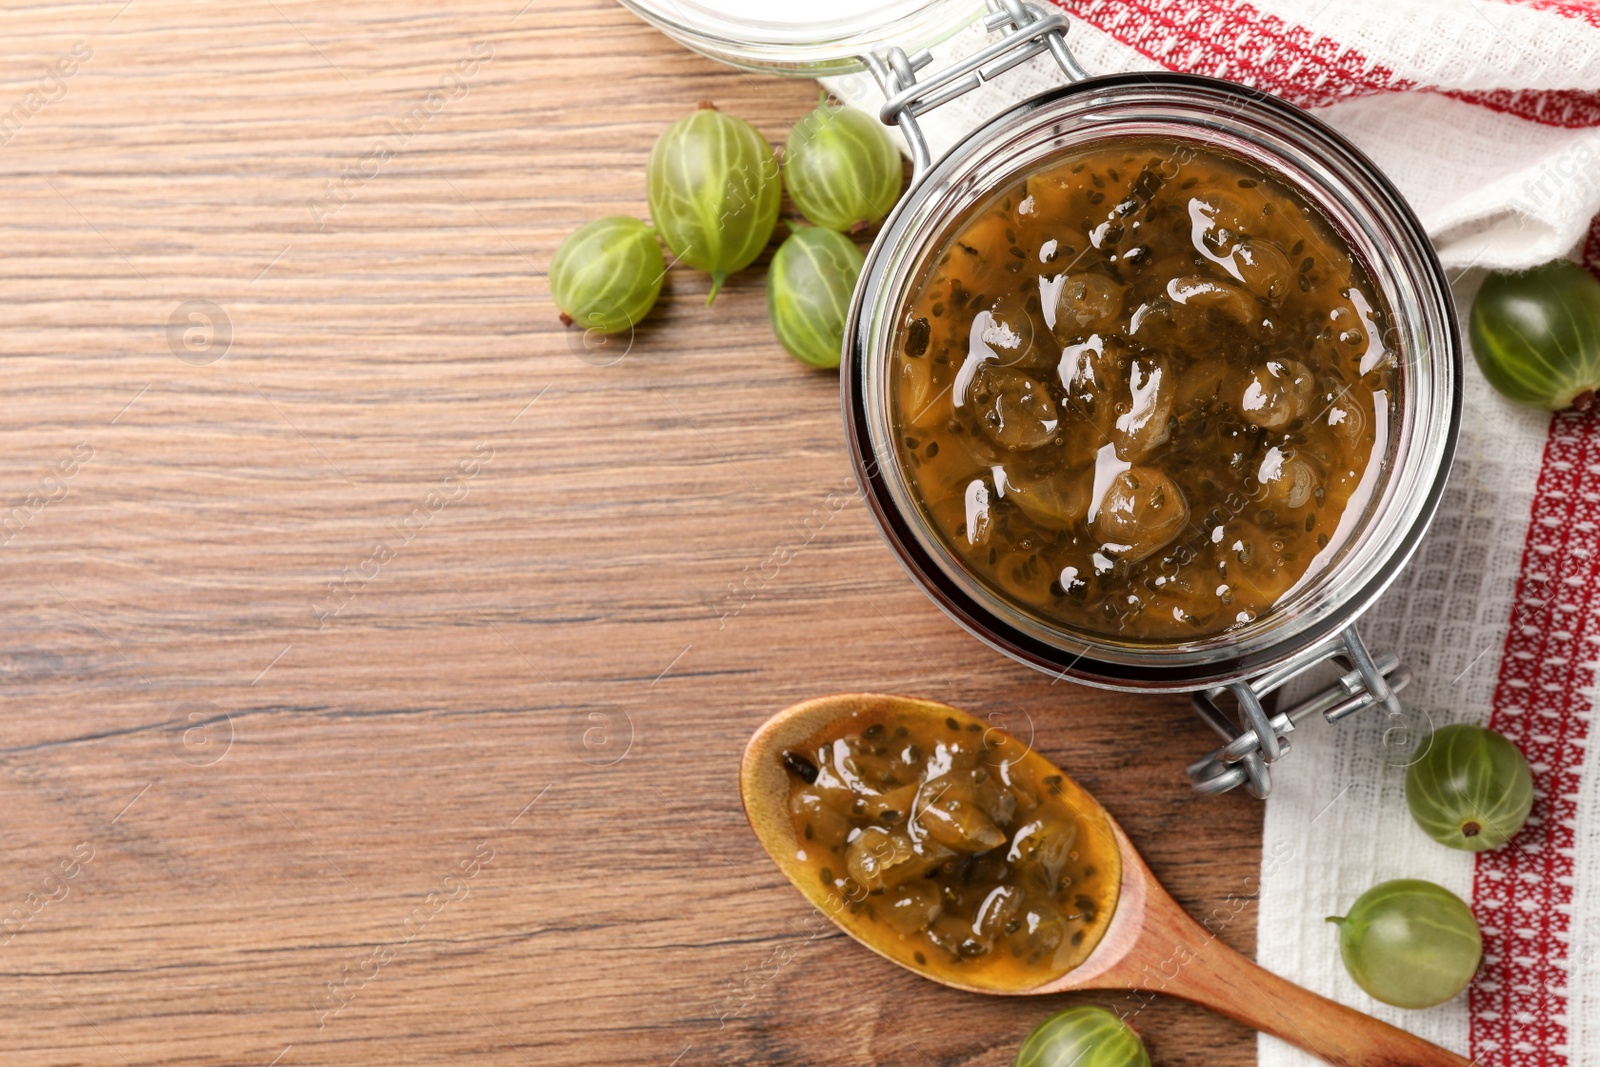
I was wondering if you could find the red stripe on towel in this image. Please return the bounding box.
[1467,223,1600,1064]
[1490,0,1600,31]
[1051,0,1600,127]
[1050,0,1413,108]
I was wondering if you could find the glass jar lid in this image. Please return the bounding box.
[616,0,985,76]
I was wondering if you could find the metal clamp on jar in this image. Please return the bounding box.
[619,0,1460,798]
[1184,628,1413,798]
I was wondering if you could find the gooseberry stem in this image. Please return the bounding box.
[706,273,726,306]
[1325,915,1346,925]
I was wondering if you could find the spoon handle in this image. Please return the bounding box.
[1160,929,1474,1067]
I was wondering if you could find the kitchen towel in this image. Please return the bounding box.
[822,2,1600,1064]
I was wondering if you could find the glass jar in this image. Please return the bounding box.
[620,1,1462,797]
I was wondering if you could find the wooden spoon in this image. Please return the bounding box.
[741,693,1472,1067]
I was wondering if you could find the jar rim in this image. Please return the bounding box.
[843,73,1461,691]
[616,0,985,75]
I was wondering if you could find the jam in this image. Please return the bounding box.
[781,706,1120,991]
[892,137,1394,641]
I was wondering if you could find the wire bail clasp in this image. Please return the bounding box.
[862,0,1086,184]
[1186,626,1412,799]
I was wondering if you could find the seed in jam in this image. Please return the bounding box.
[891,136,1394,641]
[782,707,1120,991]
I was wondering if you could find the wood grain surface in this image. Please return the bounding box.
[0,1,1265,1064]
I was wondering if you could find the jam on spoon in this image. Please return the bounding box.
[779,704,1121,992]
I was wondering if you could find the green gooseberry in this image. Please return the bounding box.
[1406,723,1533,851]
[647,104,780,305]
[1328,879,1482,1009]
[1015,1005,1149,1067]
[549,216,664,334]
[766,227,863,370]
[784,93,904,233]
[1470,259,1600,408]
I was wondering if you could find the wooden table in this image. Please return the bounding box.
[0,2,1263,1063]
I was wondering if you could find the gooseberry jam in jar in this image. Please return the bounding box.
[891,136,1396,642]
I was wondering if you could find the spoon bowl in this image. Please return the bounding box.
[742,693,1473,1067]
